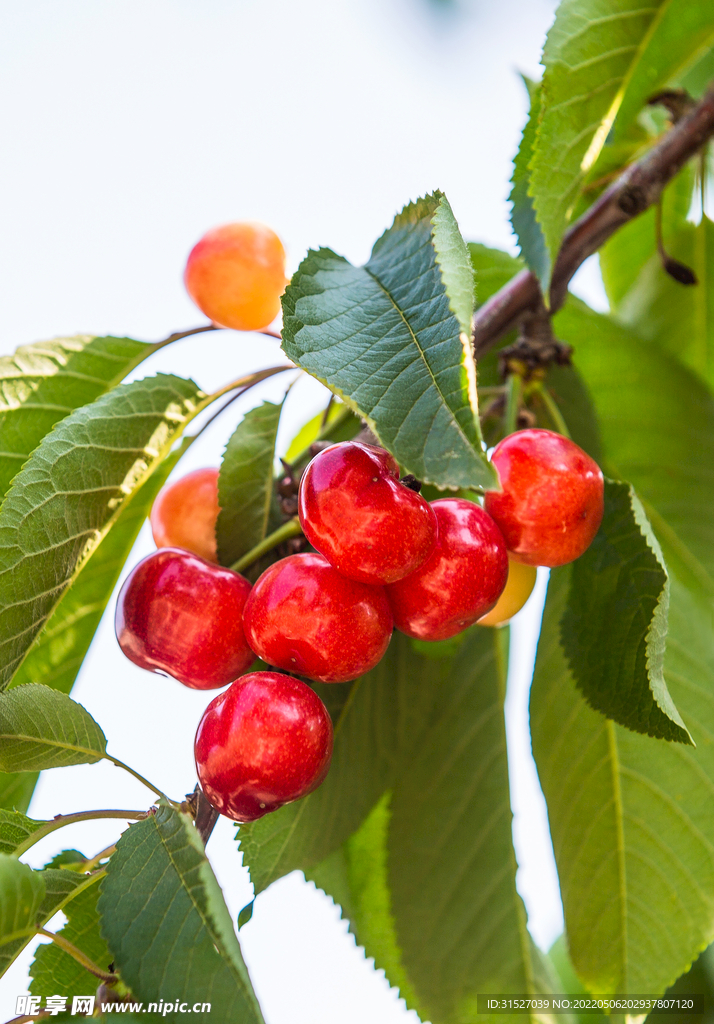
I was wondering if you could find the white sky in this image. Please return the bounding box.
[0,1,610,1019]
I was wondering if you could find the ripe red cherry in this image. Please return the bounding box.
[298,442,437,585]
[484,428,604,567]
[150,467,220,563]
[243,552,392,683]
[195,671,333,823]
[116,548,254,689]
[386,499,508,641]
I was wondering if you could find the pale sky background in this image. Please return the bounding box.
[0,1,610,1020]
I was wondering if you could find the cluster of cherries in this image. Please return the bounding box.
[115,220,604,825]
[116,430,603,825]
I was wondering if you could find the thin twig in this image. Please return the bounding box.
[473,81,714,357]
[12,809,147,858]
[36,927,117,983]
[153,323,282,350]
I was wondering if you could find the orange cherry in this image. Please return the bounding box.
[150,468,220,563]
[184,222,287,331]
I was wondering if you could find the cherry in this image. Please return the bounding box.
[243,552,393,683]
[195,671,333,823]
[484,428,604,567]
[386,498,508,641]
[116,548,254,689]
[184,222,287,331]
[477,558,537,627]
[150,467,220,563]
[298,441,437,585]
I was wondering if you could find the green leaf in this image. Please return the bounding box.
[510,79,550,285]
[468,243,523,306]
[531,567,714,996]
[0,373,204,688]
[216,400,284,567]
[0,808,44,855]
[30,883,111,1000]
[282,192,496,490]
[562,478,690,744]
[0,854,45,945]
[0,866,95,977]
[309,629,570,1024]
[0,334,150,501]
[612,4,714,141]
[282,402,361,464]
[98,802,264,1022]
[539,364,603,464]
[236,632,451,896]
[0,684,106,772]
[0,773,39,814]
[599,163,695,311]
[530,0,673,292]
[613,216,714,390]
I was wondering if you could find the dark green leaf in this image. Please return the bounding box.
[0,684,106,772]
[510,79,550,285]
[0,808,44,855]
[562,479,690,744]
[237,901,254,930]
[237,632,450,896]
[0,334,150,501]
[30,883,111,1000]
[98,803,264,1023]
[0,867,97,978]
[282,192,496,490]
[216,400,284,567]
[530,0,672,292]
[0,373,204,688]
[0,854,45,944]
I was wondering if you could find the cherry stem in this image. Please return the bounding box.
[230,517,303,574]
[152,323,283,349]
[12,809,148,858]
[36,927,118,983]
[504,374,522,435]
[103,755,172,804]
[531,381,571,438]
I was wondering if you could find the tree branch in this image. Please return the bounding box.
[473,82,714,357]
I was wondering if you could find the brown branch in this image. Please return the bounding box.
[473,82,714,358]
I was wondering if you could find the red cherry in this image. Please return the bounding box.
[150,467,220,563]
[298,441,437,585]
[386,498,508,641]
[243,552,393,683]
[195,671,333,823]
[115,548,254,689]
[484,428,604,567]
